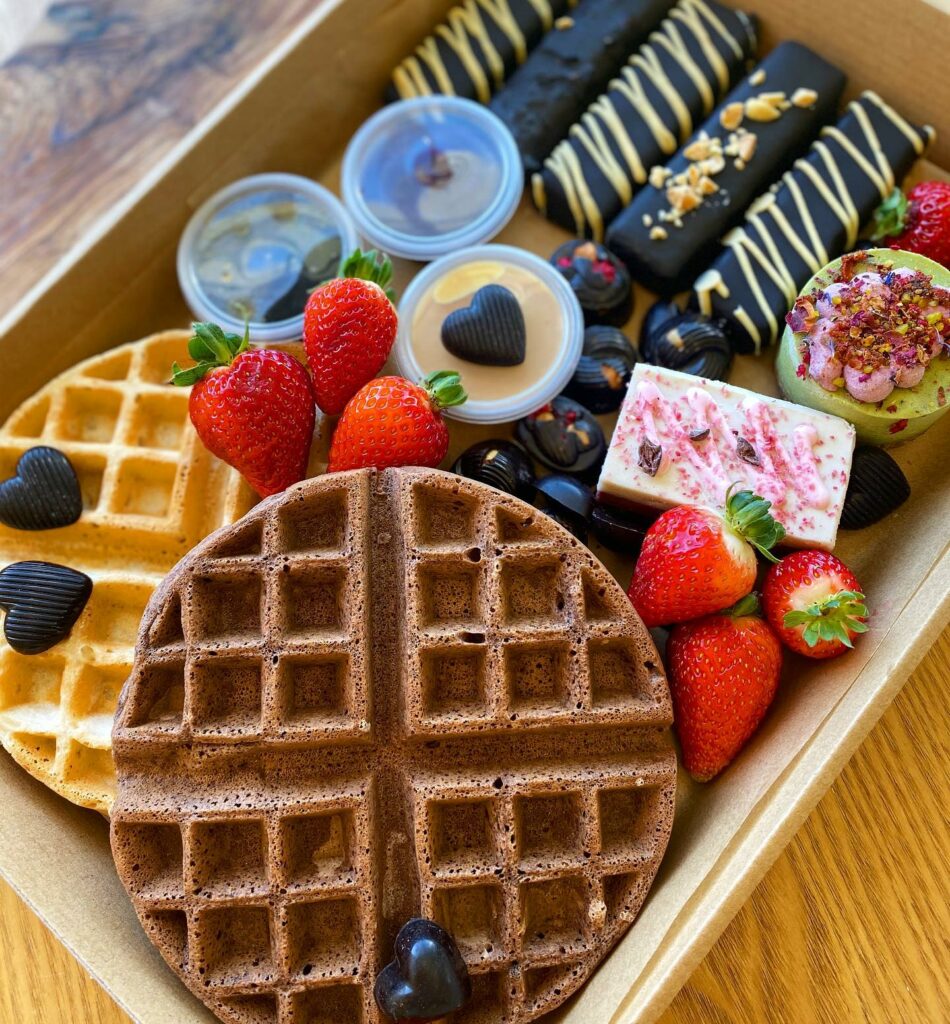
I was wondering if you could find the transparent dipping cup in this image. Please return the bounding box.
[178,173,358,343]
[342,97,523,262]
[395,245,585,424]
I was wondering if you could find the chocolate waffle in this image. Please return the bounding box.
[111,467,675,1024]
[0,331,314,814]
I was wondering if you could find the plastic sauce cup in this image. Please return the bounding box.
[178,173,358,343]
[342,97,523,262]
[395,245,584,423]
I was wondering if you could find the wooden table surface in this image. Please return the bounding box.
[0,3,947,1022]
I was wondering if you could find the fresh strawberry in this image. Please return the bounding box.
[628,487,785,627]
[871,181,950,268]
[667,593,783,782]
[762,550,867,659]
[327,371,467,473]
[304,249,398,416]
[172,322,315,498]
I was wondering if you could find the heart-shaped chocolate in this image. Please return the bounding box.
[0,561,92,655]
[0,447,82,531]
[442,284,526,366]
[840,446,910,530]
[374,919,471,1022]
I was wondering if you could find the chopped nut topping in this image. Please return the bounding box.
[720,102,744,132]
[642,213,653,227]
[683,138,713,161]
[745,96,782,122]
[649,165,671,189]
[700,154,726,176]
[736,133,758,162]
[792,87,818,108]
[734,158,746,171]
[666,184,700,214]
[649,225,668,240]
[759,91,787,106]
[698,175,719,195]
[555,15,574,28]
[749,69,766,86]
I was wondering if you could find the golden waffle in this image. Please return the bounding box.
[111,468,675,1024]
[0,331,266,814]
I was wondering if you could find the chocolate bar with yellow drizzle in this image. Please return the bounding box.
[489,0,675,176]
[689,92,935,354]
[387,0,575,105]
[533,0,758,242]
[606,42,845,296]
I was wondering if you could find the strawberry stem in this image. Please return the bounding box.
[870,188,909,241]
[339,248,396,303]
[783,589,868,648]
[171,322,249,386]
[423,370,467,411]
[723,484,786,562]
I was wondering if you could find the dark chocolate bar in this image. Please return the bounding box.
[489,0,674,176]
[606,42,846,295]
[388,0,575,104]
[532,0,758,241]
[688,92,935,353]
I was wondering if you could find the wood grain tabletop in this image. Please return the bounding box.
[0,3,948,1023]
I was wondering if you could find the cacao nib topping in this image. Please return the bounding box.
[736,435,760,466]
[689,428,710,441]
[638,438,663,476]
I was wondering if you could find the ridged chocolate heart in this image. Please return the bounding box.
[840,446,911,529]
[374,919,471,1021]
[0,447,82,530]
[442,285,526,366]
[0,561,92,655]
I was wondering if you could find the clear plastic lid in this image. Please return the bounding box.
[177,173,358,343]
[395,245,584,424]
[342,97,523,262]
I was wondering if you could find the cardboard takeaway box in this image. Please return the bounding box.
[0,0,948,1022]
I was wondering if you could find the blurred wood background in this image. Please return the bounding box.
[0,2,948,1023]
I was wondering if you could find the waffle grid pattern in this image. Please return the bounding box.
[112,469,675,1024]
[401,475,669,733]
[0,332,258,812]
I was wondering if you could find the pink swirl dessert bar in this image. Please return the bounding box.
[597,365,856,549]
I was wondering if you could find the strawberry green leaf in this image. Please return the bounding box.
[783,589,868,648]
[340,248,396,303]
[424,370,468,411]
[172,322,250,387]
[723,484,786,562]
[726,592,761,618]
[171,360,218,386]
[870,188,909,241]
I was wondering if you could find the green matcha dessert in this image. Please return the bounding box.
[776,249,950,445]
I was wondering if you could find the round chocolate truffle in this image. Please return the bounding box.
[551,240,633,327]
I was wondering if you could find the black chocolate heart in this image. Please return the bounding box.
[840,446,910,530]
[0,447,82,531]
[374,918,471,1022]
[442,285,526,366]
[0,561,92,655]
